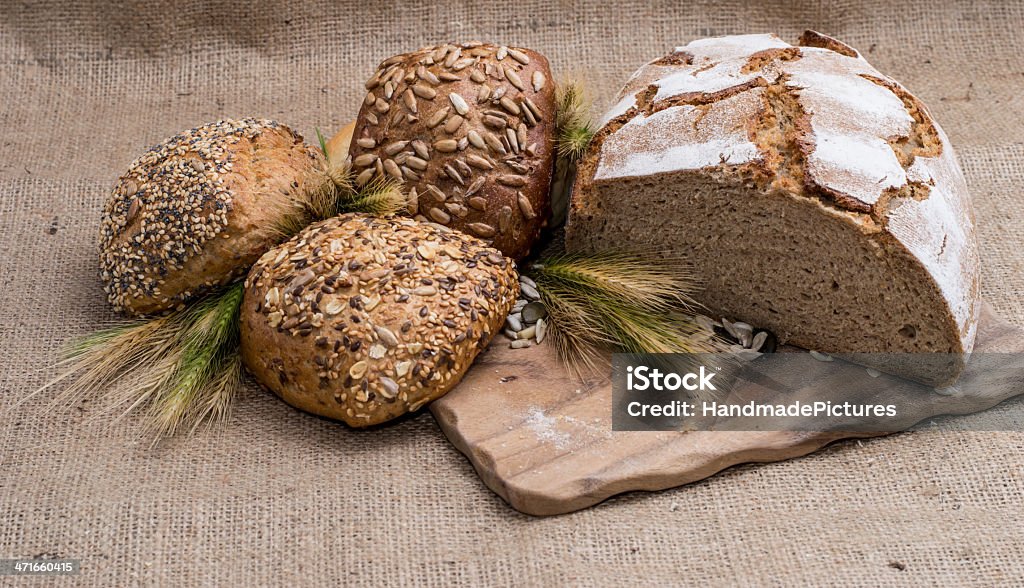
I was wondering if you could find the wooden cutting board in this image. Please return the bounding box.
[430,302,1024,516]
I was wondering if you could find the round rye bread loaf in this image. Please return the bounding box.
[239,214,519,426]
[566,32,981,386]
[100,118,323,315]
[348,42,556,261]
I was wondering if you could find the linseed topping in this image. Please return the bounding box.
[100,118,283,311]
[245,214,519,422]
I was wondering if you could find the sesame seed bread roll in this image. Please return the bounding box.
[349,42,557,261]
[239,213,519,427]
[100,118,324,315]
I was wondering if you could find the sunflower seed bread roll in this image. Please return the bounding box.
[239,213,519,426]
[100,118,324,315]
[566,32,981,386]
[349,42,556,261]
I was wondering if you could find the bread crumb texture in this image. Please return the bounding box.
[240,213,519,426]
[100,118,321,315]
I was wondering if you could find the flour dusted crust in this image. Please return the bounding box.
[239,214,518,427]
[349,42,556,261]
[567,32,981,376]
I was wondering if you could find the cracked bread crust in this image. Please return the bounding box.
[566,32,980,379]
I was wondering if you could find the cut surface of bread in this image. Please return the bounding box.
[566,32,980,386]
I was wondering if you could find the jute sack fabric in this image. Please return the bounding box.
[1,1,1022,585]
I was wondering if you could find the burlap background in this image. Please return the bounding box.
[2,1,1023,585]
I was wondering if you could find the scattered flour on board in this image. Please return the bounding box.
[524,406,614,451]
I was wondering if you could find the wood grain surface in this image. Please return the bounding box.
[431,302,1024,516]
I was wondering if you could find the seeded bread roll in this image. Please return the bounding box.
[239,213,519,426]
[349,42,556,261]
[566,32,981,386]
[100,118,323,315]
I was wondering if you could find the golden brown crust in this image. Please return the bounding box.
[239,214,519,427]
[348,42,556,261]
[100,119,323,315]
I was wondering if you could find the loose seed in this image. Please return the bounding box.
[510,339,531,349]
[809,350,834,362]
[506,314,523,331]
[517,325,536,340]
[520,282,540,300]
[521,301,547,323]
[536,318,547,343]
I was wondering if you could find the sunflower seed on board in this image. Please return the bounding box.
[809,350,833,362]
[505,314,523,332]
[512,299,527,312]
[866,368,881,378]
[934,385,959,396]
[521,301,546,323]
[517,325,536,340]
[731,321,753,347]
[504,329,518,340]
[510,339,531,349]
[519,275,537,289]
[520,282,540,300]
[535,318,547,343]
